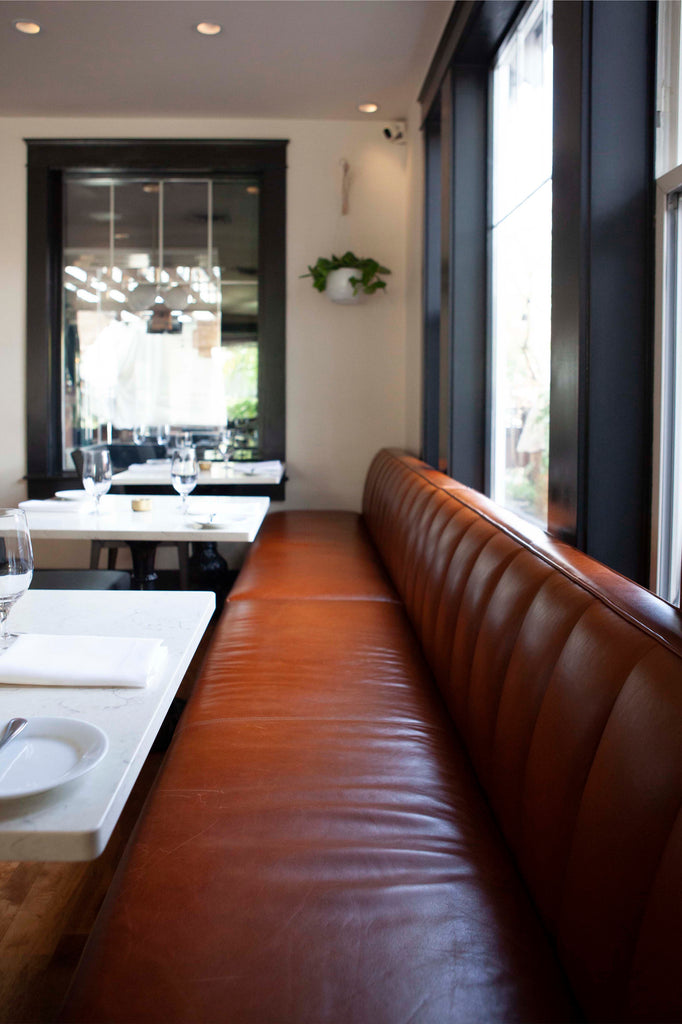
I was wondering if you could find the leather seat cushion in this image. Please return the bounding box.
[62,599,577,1024]
[229,510,400,602]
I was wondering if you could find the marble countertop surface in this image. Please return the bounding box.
[0,588,215,861]
[21,494,270,543]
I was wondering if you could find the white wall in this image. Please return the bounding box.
[0,116,416,499]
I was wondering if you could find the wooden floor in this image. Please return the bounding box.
[0,750,163,1023]
[0,615,217,1023]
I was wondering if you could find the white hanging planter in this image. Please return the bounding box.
[326,267,364,305]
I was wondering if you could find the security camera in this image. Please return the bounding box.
[383,121,406,144]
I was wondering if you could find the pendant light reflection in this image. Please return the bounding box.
[80,180,221,335]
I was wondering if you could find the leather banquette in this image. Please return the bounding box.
[61,449,682,1023]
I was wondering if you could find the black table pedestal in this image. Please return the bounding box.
[188,542,231,605]
[128,541,159,590]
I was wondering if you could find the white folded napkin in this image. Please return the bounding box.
[0,635,167,688]
[229,460,283,476]
[19,499,87,513]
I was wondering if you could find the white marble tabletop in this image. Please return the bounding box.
[112,460,284,487]
[0,588,215,861]
[20,494,270,543]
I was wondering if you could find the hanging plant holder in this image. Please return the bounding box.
[326,268,363,304]
[300,252,390,304]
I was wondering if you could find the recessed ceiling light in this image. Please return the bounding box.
[14,19,41,34]
[246,186,259,195]
[358,103,379,114]
[196,22,222,36]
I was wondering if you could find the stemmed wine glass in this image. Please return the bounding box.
[82,449,112,513]
[155,424,170,447]
[0,509,34,651]
[218,428,235,463]
[171,448,198,512]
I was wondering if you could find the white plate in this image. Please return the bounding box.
[0,717,108,799]
[188,513,251,529]
[55,489,89,501]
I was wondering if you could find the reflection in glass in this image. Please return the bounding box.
[81,448,113,513]
[62,176,260,470]
[491,0,553,526]
[0,509,33,651]
[171,448,198,512]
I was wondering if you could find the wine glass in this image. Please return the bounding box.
[155,424,170,447]
[218,428,235,463]
[171,448,198,512]
[0,509,34,651]
[82,449,112,513]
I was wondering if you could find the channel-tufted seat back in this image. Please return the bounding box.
[362,448,682,1023]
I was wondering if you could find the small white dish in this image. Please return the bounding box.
[55,490,89,501]
[188,514,224,529]
[0,717,108,799]
[188,512,251,529]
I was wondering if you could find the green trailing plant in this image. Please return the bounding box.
[301,251,391,296]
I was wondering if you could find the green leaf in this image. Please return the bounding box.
[302,252,390,295]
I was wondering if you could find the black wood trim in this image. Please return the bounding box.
[549,1,656,584]
[25,139,288,482]
[548,0,588,547]
[439,69,455,474]
[258,159,287,460]
[24,139,287,173]
[419,0,526,120]
[450,64,488,492]
[582,0,656,584]
[422,114,441,467]
[421,0,528,479]
[27,473,287,502]
[419,1,480,115]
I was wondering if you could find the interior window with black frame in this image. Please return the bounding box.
[25,140,286,498]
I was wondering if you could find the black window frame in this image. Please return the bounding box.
[419,0,656,586]
[25,138,287,498]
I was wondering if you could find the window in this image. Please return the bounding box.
[654,1,682,604]
[490,0,553,526]
[420,1,655,585]
[26,140,286,497]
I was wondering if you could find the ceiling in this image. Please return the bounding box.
[0,0,452,120]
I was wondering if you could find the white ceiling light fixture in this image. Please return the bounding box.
[196,22,221,36]
[65,265,88,283]
[358,103,379,114]
[13,19,40,34]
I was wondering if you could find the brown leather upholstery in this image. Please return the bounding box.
[61,449,682,1023]
[229,509,399,601]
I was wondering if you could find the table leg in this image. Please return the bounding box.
[127,541,159,590]
[188,542,231,604]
